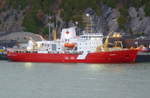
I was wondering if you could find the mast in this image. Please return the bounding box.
[83,13,92,33]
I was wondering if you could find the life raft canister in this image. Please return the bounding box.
[64,43,75,48]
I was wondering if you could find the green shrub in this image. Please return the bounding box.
[144,1,150,16]
[60,0,101,28]
[6,0,27,9]
[22,10,40,33]
[102,0,117,8]
[119,8,128,17]
[117,15,126,30]
[130,0,143,8]
[43,26,49,35]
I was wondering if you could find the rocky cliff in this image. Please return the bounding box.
[87,5,150,36]
[0,0,150,40]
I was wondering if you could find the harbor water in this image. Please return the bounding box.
[0,61,150,98]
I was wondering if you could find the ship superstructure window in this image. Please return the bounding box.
[77,34,103,52]
[52,44,56,51]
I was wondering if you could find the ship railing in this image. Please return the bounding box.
[8,48,38,53]
[7,48,82,54]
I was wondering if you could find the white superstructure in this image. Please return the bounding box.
[26,27,103,53]
[77,34,103,52]
[61,27,76,42]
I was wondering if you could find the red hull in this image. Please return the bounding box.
[7,49,138,63]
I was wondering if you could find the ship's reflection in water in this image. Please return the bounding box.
[87,64,125,73]
[88,64,106,72]
[24,62,33,69]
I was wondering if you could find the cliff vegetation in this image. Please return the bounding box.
[0,0,150,37]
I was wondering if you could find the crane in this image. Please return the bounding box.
[103,32,113,51]
[96,32,113,52]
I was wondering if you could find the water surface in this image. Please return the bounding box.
[0,61,150,98]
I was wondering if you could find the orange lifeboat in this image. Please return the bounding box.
[64,43,75,48]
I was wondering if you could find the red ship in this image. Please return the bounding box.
[7,27,138,63]
[7,49,138,63]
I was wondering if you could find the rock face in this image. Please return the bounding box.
[0,9,24,33]
[85,6,150,35]
[128,7,150,35]
[129,7,137,18]
[0,2,150,41]
[107,9,120,32]
[86,5,120,35]
[0,32,44,43]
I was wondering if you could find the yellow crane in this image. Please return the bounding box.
[103,32,113,51]
[96,32,113,52]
